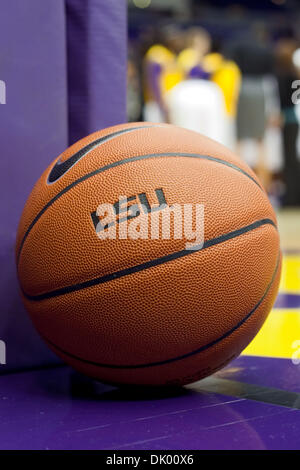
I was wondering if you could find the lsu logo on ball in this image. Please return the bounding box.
[91,188,167,232]
[91,187,205,250]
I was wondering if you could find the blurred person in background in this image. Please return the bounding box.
[177,27,212,79]
[167,27,228,144]
[128,48,143,122]
[228,22,280,191]
[275,36,300,207]
[143,26,184,122]
[169,27,240,149]
[142,23,241,149]
[203,46,241,149]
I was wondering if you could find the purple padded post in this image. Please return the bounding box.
[66,0,127,144]
[0,0,127,373]
[0,0,68,372]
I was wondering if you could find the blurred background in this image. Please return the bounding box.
[127,0,300,217]
[127,0,300,362]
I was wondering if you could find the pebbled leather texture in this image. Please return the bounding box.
[17,123,281,386]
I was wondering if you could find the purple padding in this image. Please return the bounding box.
[0,0,127,373]
[0,0,68,372]
[66,0,127,144]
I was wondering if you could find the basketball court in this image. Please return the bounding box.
[0,208,299,450]
[1,0,300,453]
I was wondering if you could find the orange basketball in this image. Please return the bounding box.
[16,123,281,386]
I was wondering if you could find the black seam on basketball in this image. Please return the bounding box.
[22,218,277,301]
[17,152,263,264]
[17,124,160,263]
[40,250,281,369]
[47,124,160,184]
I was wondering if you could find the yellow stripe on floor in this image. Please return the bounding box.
[279,255,300,293]
[242,309,300,358]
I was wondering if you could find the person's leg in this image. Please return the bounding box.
[282,122,300,206]
[256,138,272,191]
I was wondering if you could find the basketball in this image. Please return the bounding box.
[16,122,281,386]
